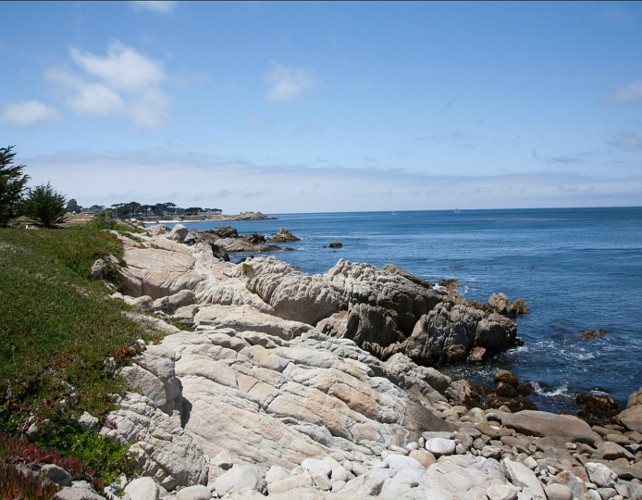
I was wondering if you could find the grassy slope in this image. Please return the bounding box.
[0,223,158,487]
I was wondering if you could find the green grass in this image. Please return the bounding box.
[0,224,160,486]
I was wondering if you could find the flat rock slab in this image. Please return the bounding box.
[501,410,596,445]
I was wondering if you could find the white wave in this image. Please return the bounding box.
[531,381,570,398]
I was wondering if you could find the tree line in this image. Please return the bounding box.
[76,201,223,220]
[1,145,223,227]
[0,145,67,227]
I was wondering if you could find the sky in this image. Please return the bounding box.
[1,1,642,214]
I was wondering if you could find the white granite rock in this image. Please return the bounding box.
[585,462,618,488]
[502,457,546,500]
[425,437,457,456]
[124,477,160,500]
[214,465,266,497]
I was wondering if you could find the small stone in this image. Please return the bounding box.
[425,438,457,456]
[175,484,212,500]
[596,488,618,500]
[211,451,233,470]
[381,454,424,471]
[214,465,266,497]
[41,464,72,487]
[124,477,160,500]
[77,411,99,430]
[597,441,633,460]
[468,346,487,362]
[481,445,503,459]
[606,433,630,446]
[409,449,436,468]
[265,465,290,484]
[487,483,520,500]
[473,437,487,450]
[468,407,487,424]
[301,458,332,478]
[26,422,39,442]
[545,483,573,500]
[406,442,418,452]
[585,462,618,488]
[312,471,332,491]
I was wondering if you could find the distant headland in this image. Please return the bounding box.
[148,211,276,224]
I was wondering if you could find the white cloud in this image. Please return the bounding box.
[69,43,165,90]
[45,41,170,132]
[265,62,317,103]
[609,130,642,151]
[22,151,642,213]
[2,100,62,127]
[130,1,177,14]
[614,79,642,103]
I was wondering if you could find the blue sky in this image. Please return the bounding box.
[2,1,641,213]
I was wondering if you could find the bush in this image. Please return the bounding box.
[22,182,67,227]
[36,424,137,485]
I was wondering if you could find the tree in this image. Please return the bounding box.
[66,198,81,213]
[22,182,68,227]
[0,145,30,227]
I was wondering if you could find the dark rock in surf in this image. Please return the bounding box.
[465,370,536,413]
[438,278,460,292]
[488,292,530,317]
[206,226,239,239]
[267,228,300,243]
[329,240,343,248]
[467,346,487,362]
[575,393,621,424]
[580,329,606,340]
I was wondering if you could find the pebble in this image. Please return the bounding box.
[545,482,573,500]
[425,438,457,456]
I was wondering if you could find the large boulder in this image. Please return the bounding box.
[118,238,206,299]
[100,392,208,491]
[488,292,530,316]
[245,257,343,325]
[245,257,518,366]
[501,410,596,445]
[267,228,300,243]
[616,386,642,432]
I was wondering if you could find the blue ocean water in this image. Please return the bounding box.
[165,207,642,412]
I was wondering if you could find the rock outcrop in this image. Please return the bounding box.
[189,226,299,254]
[488,292,530,317]
[89,226,641,499]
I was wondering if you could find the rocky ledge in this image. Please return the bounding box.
[158,224,300,256]
[65,225,642,500]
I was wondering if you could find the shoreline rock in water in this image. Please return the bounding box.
[155,223,301,255]
[78,225,641,499]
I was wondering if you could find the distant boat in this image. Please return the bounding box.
[391,212,398,216]
[454,208,461,213]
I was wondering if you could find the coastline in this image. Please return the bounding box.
[7,219,640,499]
[98,224,642,498]
[140,211,275,224]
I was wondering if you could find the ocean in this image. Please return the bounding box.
[160,207,642,413]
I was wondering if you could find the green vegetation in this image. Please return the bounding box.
[21,182,68,227]
[0,223,161,488]
[0,145,29,227]
[37,423,138,485]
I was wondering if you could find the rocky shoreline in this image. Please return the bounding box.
[49,224,640,499]
[143,211,276,224]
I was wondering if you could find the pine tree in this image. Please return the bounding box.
[22,183,68,227]
[0,146,30,227]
